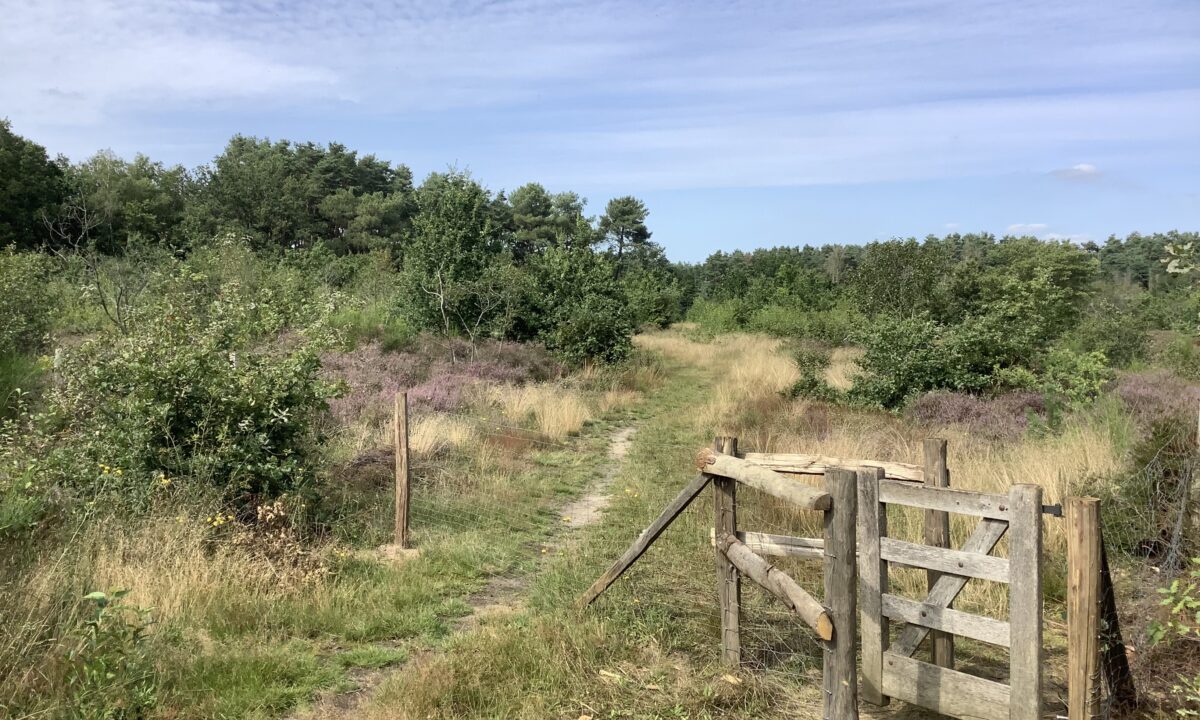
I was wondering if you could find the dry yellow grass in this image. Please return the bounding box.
[408,413,478,458]
[481,383,592,440]
[824,346,862,390]
[637,327,1124,617]
[89,516,271,623]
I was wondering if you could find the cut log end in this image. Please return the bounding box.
[696,447,717,470]
[817,612,834,642]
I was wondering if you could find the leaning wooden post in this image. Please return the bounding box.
[1008,484,1044,720]
[923,438,954,669]
[823,467,859,720]
[1067,497,1102,720]
[712,436,741,667]
[394,391,411,548]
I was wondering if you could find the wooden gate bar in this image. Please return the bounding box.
[891,517,1009,658]
[577,473,710,608]
[882,653,1010,720]
[740,452,924,482]
[879,538,1010,583]
[1008,484,1044,720]
[696,449,831,510]
[881,594,1010,647]
[879,480,1010,519]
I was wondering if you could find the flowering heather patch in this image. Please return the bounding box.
[1114,370,1200,428]
[321,335,562,422]
[906,390,1045,440]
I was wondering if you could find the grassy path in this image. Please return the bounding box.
[339,345,815,720]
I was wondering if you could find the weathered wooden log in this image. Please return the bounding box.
[741,452,924,482]
[577,473,710,609]
[696,449,831,511]
[715,532,833,641]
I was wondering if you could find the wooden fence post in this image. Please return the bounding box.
[713,436,741,667]
[923,438,954,669]
[1008,484,1043,720]
[856,465,888,706]
[1067,497,1102,720]
[824,467,859,720]
[394,391,410,548]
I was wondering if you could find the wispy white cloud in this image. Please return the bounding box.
[1007,223,1050,234]
[1051,163,1103,181]
[1,0,1197,194]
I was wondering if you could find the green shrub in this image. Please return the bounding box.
[0,249,52,352]
[1062,297,1148,367]
[1040,349,1112,405]
[39,266,340,508]
[687,298,746,334]
[783,343,841,402]
[848,314,946,408]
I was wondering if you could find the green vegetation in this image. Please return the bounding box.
[2,117,1200,717]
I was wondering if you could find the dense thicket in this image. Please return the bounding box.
[0,123,683,365]
[678,231,1200,407]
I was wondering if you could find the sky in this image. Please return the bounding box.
[2,0,1199,262]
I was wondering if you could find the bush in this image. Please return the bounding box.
[848,314,946,408]
[38,267,339,509]
[783,343,841,402]
[1040,349,1112,406]
[0,249,52,352]
[63,590,157,719]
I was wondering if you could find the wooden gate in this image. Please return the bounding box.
[857,470,1044,720]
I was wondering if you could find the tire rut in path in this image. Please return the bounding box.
[296,424,637,720]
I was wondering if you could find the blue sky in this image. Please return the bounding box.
[3,0,1198,261]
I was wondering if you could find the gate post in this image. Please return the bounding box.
[923,438,954,668]
[823,467,859,719]
[857,465,887,706]
[1008,484,1044,720]
[713,436,741,667]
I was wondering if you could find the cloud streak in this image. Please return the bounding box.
[1,0,1197,195]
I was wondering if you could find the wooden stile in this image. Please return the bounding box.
[823,467,859,720]
[1007,484,1043,720]
[713,436,741,667]
[394,391,410,548]
[924,438,954,669]
[1067,497,1102,720]
[696,449,831,510]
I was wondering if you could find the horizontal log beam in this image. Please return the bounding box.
[697,449,832,511]
[716,532,833,641]
[741,452,924,482]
